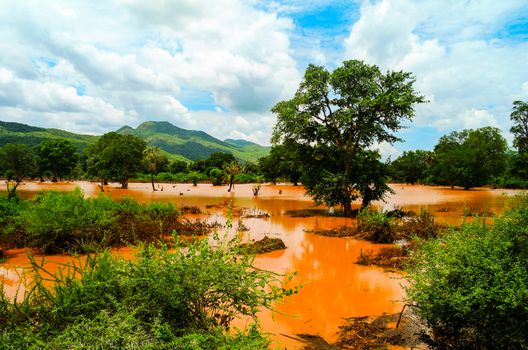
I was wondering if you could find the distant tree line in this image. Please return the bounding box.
[389,101,528,189]
[0,130,294,198]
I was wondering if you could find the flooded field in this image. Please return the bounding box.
[0,181,522,348]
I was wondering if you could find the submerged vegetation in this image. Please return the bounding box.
[239,236,287,254]
[312,208,443,244]
[0,237,292,349]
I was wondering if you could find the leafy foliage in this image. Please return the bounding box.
[406,196,528,349]
[86,132,146,189]
[431,127,507,189]
[511,100,528,153]
[143,146,169,191]
[271,60,424,214]
[389,150,433,184]
[0,144,35,198]
[34,138,78,182]
[2,189,179,253]
[0,236,290,349]
[301,146,392,208]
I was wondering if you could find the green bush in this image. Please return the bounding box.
[493,176,528,189]
[356,207,395,243]
[234,173,263,184]
[0,197,28,248]
[406,195,528,349]
[13,189,179,253]
[0,237,289,349]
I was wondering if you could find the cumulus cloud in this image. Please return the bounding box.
[344,0,528,148]
[0,0,299,141]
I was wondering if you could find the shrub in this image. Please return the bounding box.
[14,189,179,253]
[0,196,29,248]
[0,236,291,348]
[356,208,396,243]
[406,195,528,349]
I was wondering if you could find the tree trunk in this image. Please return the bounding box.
[121,179,128,189]
[343,158,353,216]
[151,173,156,191]
[6,182,20,199]
[98,179,105,192]
[228,175,234,192]
[104,179,108,185]
[52,176,58,183]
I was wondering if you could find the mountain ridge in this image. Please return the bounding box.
[0,120,269,163]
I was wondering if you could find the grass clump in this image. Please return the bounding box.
[0,237,293,349]
[406,195,528,349]
[356,246,410,270]
[239,236,286,254]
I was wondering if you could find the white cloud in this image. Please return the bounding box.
[0,0,300,143]
[343,0,528,148]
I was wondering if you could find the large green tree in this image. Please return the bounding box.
[0,144,34,198]
[34,139,78,182]
[431,127,507,189]
[510,100,528,153]
[301,145,392,209]
[389,150,433,184]
[86,132,146,189]
[258,142,302,186]
[272,60,425,215]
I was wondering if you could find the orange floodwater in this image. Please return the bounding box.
[0,181,523,349]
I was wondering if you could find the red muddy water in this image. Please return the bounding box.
[0,181,521,348]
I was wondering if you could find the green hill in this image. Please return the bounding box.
[117,121,269,163]
[0,120,269,163]
[0,121,97,150]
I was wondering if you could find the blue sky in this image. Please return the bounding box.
[0,0,527,157]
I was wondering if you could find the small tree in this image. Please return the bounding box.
[86,132,146,189]
[169,160,188,174]
[209,167,224,186]
[272,60,425,215]
[258,155,280,185]
[34,139,78,182]
[389,150,433,184]
[142,146,168,191]
[0,144,34,198]
[225,161,242,192]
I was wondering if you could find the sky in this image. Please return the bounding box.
[0,0,527,157]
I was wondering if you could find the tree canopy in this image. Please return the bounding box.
[389,150,433,185]
[0,143,35,198]
[86,132,146,189]
[142,146,168,191]
[34,139,78,182]
[431,127,507,189]
[272,60,425,214]
[511,100,528,153]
